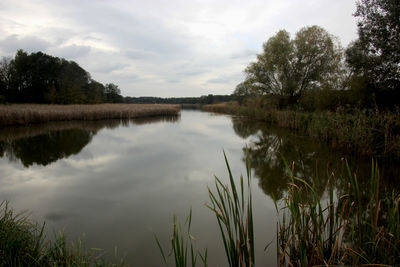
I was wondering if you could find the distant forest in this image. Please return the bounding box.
[124,95,232,104]
[0,50,232,105]
[0,50,124,104]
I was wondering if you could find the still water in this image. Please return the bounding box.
[0,110,398,266]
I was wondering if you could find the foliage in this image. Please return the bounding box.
[232,82,256,105]
[0,50,123,104]
[345,0,400,109]
[202,103,400,159]
[244,26,343,107]
[105,83,123,103]
[0,201,126,267]
[354,0,400,91]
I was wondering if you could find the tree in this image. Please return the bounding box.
[0,50,121,104]
[347,0,400,108]
[233,82,255,104]
[0,57,12,103]
[56,59,90,104]
[84,79,105,103]
[105,83,123,103]
[245,26,343,106]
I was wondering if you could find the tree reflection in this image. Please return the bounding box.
[1,129,95,167]
[0,115,179,167]
[232,118,344,200]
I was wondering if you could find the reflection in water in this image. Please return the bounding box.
[0,129,96,167]
[1,111,398,266]
[231,117,400,201]
[232,117,341,200]
[0,116,179,167]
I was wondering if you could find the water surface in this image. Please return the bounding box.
[1,110,398,266]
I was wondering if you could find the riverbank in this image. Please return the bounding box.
[0,104,180,126]
[0,201,127,267]
[203,102,400,159]
[3,157,399,266]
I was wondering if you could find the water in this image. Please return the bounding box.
[0,110,398,266]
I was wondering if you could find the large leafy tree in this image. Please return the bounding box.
[355,0,399,89]
[347,0,399,108]
[233,82,255,104]
[245,26,343,106]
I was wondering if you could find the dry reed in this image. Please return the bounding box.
[202,103,400,158]
[0,104,180,126]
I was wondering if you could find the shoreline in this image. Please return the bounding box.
[202,102,400,159]
[0,104,181,126]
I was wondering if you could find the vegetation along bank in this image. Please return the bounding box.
[204,0,400,159]
[203,102,400,159]
[0,104,180,126]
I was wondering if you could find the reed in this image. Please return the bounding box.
[276,159,400,266]
[203,103,400,158]
[157,150,255,267]
[207,150,254,267]
[0,104,180,126]
[0,201,126,267]
[155,208,208,267]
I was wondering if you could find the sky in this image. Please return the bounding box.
[0,0,359,97]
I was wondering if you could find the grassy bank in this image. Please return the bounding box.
[0,104,180,126]
[203,102,400,158]
[0,201,126,267]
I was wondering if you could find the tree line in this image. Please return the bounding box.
[124,94,232,104]
[233,0,399,111]
[0,50,123,104]
[0,49,232,105]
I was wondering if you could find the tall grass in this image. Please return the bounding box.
[276,159,400,266]
[157,151,254,267]
[155,208,208,267]
[161,151,399,266]
[0,201,126,267]
[203,102,400,158]
[0,104,180,126]
[207,150,254,267]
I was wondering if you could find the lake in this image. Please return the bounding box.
[1,110,398,266]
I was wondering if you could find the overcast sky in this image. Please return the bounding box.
[0,0,359,97]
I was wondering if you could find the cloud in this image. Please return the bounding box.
[0,0,358,97]
[231,49,258,59]
[92,63,130,74]
[0,34,51,54]
[206,73,242,84]
[166,79,180,84]
[178,69,208,77]
[49,44,91,59]
[125,49,157,60]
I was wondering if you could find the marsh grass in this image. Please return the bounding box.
[203,102,400,158]
[157,150,254,267]
[155,208,208,267]
[0,201,126,267]
[276,159,400,266]
[0,104,180,126]
[207,150,254,267]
